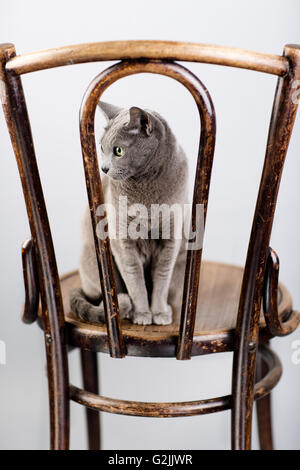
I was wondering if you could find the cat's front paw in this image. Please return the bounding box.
[132,311,152,325]
[152,305,173,325]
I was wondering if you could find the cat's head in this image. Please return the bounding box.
[98,101,163,180]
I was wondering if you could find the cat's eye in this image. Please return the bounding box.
[100,144,104,153]
[113,146,125,157]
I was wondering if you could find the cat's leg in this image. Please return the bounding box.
[151,239,181,325]
[112,239,152,325]
[79,243,102,300]
[168,245,186,312]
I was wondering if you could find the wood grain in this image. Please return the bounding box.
[79,60,217,359]
[54,261,293,358]
[0,42,70,450]
[232,43,300,450]
[5,41,288,76]
[69,344,281,418]
[1,40,299,450]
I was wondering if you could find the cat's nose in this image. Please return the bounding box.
[101,165,109,174]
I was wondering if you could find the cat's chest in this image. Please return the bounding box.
[106,182,183,209]
[135,238,161,264]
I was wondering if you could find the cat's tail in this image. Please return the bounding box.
[70,288,132,323]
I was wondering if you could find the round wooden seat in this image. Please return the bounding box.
[59,261,293,357]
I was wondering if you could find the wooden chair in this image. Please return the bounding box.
[1,41,300,450]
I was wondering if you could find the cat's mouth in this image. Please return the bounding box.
[107,170,128,181]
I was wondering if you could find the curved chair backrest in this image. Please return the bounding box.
[79,60,216,358]
[1,41,300,448]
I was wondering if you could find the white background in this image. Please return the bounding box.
[0,0,300,450]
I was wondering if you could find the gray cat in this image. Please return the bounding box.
[70,102,189,325]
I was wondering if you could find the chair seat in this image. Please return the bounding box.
[57,261,293,357]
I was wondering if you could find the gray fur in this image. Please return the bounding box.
[71,101,189,325]
[70,288,132,322]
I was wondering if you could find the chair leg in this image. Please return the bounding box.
[80,349,101,450]
[231,345,256,449]
[255,348,273,450]
[46,346,70,450]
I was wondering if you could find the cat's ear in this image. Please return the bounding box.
[97,101,122,121]
[128,107,153,136]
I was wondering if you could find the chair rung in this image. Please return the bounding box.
[70,385,231,417]
[69,344,281,417]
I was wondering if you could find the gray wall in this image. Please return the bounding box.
[0,0,300,450]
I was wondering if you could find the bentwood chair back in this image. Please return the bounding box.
[1,41,300,450]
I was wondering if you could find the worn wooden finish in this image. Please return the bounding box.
[80,60,216,360]
[70,384,231,417]
[80,350,101,450]
[5,41,288,77]
[57,262,294,357]
[0,43,70,450]
[232,44,300,450]
[80,64,127,359]
[69,344,281,417]
[263,248,300,336]
[256,344,273,450]
[1,40,300,450]
[253,345,282,401]
[21,239,39,324]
